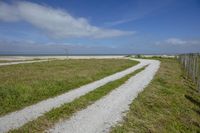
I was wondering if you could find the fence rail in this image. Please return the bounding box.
[178,53,200,92]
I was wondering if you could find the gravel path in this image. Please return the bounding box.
[0,60,48,66]
[0,59,149,133]
[47,59,160,133]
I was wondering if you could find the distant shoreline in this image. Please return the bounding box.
[0,53,176,56]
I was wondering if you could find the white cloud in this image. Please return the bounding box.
[105,18,134,27]
[104,0,173,27]
[0,1,134,39]
[0,2,20,21]
[156,38,200,46]
[166,38,187,45]
[0,39,121,55]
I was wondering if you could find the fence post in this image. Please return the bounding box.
[178,53,200,92]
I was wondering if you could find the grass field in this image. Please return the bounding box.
[0,60,17,63]
[10,65,146,133]
[0,60,30,63]
[0,59,138,116]
[111,59,200,132]
[0,59,42,63]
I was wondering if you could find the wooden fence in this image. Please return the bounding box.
[178,53,200,91]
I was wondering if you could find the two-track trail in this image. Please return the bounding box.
[48,59,160,133]
[0,59,152,133]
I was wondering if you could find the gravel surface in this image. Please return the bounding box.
[47,59,160,133]
[0,59,148,133]
[0,60,48,66]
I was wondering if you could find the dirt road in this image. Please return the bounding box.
[48,59,160,133]
[0,59,150,133]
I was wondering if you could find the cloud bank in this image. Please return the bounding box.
[0,40,124,55]
[0,38,199,55]
[0,1,133,39]
[156,38,200,46]
[165,38,187,45]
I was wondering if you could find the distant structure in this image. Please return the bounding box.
[64,48,69,59]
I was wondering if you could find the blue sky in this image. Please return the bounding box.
[0,0,200,55]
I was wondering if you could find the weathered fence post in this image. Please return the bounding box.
[178,53,200,92]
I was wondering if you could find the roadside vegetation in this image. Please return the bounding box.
[0,58,42,63]
[10,65,146,133]
[111,58,200,133]
[0,59,138,116]
[0,60,17,63]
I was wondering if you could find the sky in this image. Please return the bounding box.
[0,0,200,55]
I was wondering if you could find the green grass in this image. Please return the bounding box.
[0,60,14,63]
[10,65,147,133]
[111,59,200,133]
[0,59,42,63]
[0,59,138,116]
[0,60,28,63]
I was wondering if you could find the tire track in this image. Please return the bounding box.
[0,60,48,66]
[47,59,160,133]
[0,59,148,133]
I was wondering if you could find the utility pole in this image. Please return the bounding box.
[64,48,69,59]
